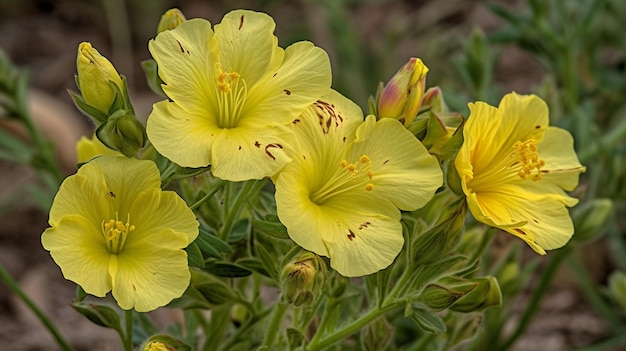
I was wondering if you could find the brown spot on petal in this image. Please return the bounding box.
[265,143,283,160]
[347,229,356,241]
[254,141,261,148]
[107,191,116,198]
[513,228,526,236]
[239,15,244,30]
[284,89,291,95]
[176,40,185,53]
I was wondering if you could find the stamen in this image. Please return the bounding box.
[214,64,247,128]
[310,154,376,204]
[101,212,135,254]
[512,139,545,181]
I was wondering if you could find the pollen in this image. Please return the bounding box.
[359,155,370,163]
[102,212,134,254]
[346,163,357,172]
[214,63,248,128]
[365,183,374,191]
[339,160,348,168]
[512,139,545,181]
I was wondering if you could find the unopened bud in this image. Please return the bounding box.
[448,276,502,313]
[377,57,428,127]
[420,283,464,311]
[281,252,323,306]
[421,87,447,114]
[76,42,123,114]
[96,110,146,157]
[141,335,191,351]
[157,8,186,33]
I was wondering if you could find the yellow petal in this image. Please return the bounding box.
[345,116,442,211]
[127,189,198,247]
[147,100,220,168]
[211,126,292,181]
[149,18,217,113]
[536,127,586,191]
[111,239,191,312]
[42,215,112,297]
[243,41,331,125]
[214,10,281,88]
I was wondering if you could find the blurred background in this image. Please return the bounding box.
[0,0,625,350]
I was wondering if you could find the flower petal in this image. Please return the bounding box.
[147,100,220,168]
[111,238,191,312]
[243,41,331,126]
[129,189,198,246]
[537,127,586,191]
[345,116,442,210]
[213,10,281,87]
[42,215,112,297]
[149,18,217,113]
[211,125,292,181]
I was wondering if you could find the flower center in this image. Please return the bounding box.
[215,64,247,129]
[511,139,545,181]
[310,154,375,205]
[467,138,546,194]
[101,212,135,254]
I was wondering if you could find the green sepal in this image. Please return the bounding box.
[68,88,108,124]
[287,328,305,350]
[75,285,88,302]
[404,302,446,334]
[204,260,253,277]
[185,241,204,268]
[141,59,166,98]
[195,228,232,259]
[71,300,124,335]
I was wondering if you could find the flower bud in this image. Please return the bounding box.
[157,8,186,33]
[448,276,502,313]
[377,57,428,127]
[141,335,191,351]
[420,283,464,311]
[96,110,146,157]
[281,252,323,306]
[76,42,123,114]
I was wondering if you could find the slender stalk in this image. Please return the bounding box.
[202,304,231,351]
[189,179,227,210]
[220,180,265,239]
[124,309,133,351]
[498,247,570,350]
[0,263,74,351]
[262,302,289,348]
[306,301,403,351]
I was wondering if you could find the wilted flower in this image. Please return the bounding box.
[147,9,331,181]
[455,93,585,253]
[42,156,199,312]
[274,90,442,277]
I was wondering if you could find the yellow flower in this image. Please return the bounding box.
[147,10,331,181]
[76,133,123,163]
[454,93,586,254]
[76,42,124,113]
[274,90,442,277]
[41,156,199,312]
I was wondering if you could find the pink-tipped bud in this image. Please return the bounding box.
[378,57,429,127]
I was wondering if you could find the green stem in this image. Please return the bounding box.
[219,180,265,240]
[218,306,273,351]
[498,247,570,350]
[202,304,231,351]
[262,302,289,348]
[189,179,227,210]
[306,301,402,351]
[124,309,133,351]
[0,263,74,351]
[469,227,496,264]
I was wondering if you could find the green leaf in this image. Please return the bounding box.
[185,242,204,268]
[71,301,123,334]
[0,127,31,163]
[404,302,446,334]
[236,258,271,278]
[251,217,290,240]
[253,241,280,280]
[68,88,108,124]
[204,260,253,278]
[195,229,232,259]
